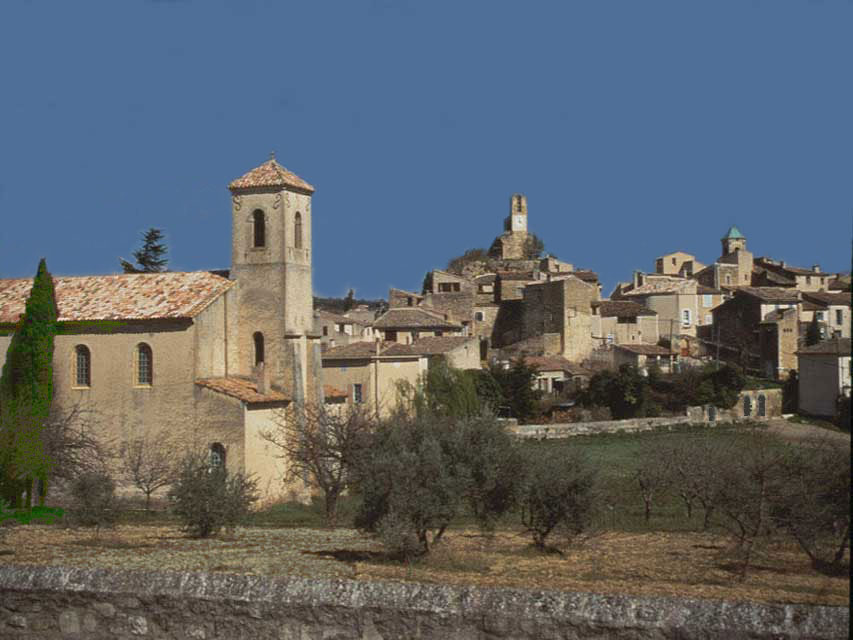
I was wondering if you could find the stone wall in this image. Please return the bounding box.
[0,565,846,640]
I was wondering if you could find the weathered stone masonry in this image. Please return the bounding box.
[0,565,847,639]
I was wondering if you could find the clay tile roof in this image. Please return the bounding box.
[523,355,590,377]
[802,292,851,307]
[593,301,657,317]
[315,309,361,325]
[570,270,600,282]
[796,337,851,356]
[228,155,314,193]
[497,271,537,281]
[614,344,673,356]
[322,341,421,359]
[323,384,349,400]
[0,271,235,324]
[408,336,476,355]
[195,377,290,404]
[736,287,801,304]
[697,285,722,295]
[623,278,695,296]
[372,307,461,329]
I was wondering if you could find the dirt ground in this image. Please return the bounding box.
[1,524,847,607]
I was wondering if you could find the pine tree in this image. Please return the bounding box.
[120,228,168,273]
[343,289,355,312]
[0,259,58,508]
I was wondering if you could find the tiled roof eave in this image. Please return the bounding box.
[228,183,314,196]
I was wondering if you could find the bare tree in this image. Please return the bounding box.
[259,403,374,527]
[119,427,183,511]
[38,403,116,504]
[633,442,672,523]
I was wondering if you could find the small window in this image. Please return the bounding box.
[806,276,811,285]
[294,212,303,249]
[323,326,328,336]
[475,311,485,321]
[682,309,691,327]
[209,443,226,470]
[704,314,712,325]
[606,334,614,345]
[757,394,766,417]
[703,294,713,307]
[671,257,676,265]
[837,309,844,326]
[353,383,363,404]
[385,330,397,342]
[252,210,265,247]
[137,344,153,386]
[253,332,264,366]
[407,297,413,306]
[75,345,91,387]
[725,275,731,285]
[743,395,752,417]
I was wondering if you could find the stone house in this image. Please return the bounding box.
[693,226,754,289]
[753,257,832,292]
[758,307,799,380]
[799,291,851,339]
[408,335,480,370]
[313,309,373,351]
[320,341,427,418]
[521,355,590,395]
[611,344,675,374]
[0,154,323,505]
[796,338,851,418]
[371,307,464,344]
[613,273,722,338]
[655,251,704,278]
[520,275,600,363]
[590,300,659,347]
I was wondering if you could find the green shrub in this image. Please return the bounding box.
[168,451,259,538]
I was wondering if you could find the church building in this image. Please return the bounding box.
[0,154,322,504]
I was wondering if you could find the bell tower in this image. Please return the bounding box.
[504,193,528,233]
[228,152,315,399]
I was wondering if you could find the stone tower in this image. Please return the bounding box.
[228,153,316,401]
[489,193,530,260]
[721,225,747,256]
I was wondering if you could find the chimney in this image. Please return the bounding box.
[253,362,268,396]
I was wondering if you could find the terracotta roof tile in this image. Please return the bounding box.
[228,156,314,193]
[408,336,477,355]
[736,287,801,304]
[0,271,234,324]
[323,384,349,400]
[322,341,422,360]
[372,307,461,330]
[796,337,851,356]
[801,292,851,307]
[593,301,657,317]
[195,377,290,404]
[614,344,673,356]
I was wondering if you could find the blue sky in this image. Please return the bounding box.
[1,0,850,299]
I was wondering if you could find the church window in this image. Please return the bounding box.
[743,395,752,417]
[136,344,153,386]
[253,332,265,366]
[209,443,226,470]
[294,212,303,249]
[75,345,91,387]
[252,210,266,247]
[353,384,363,404]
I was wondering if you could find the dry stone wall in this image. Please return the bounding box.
[0,565,848,639]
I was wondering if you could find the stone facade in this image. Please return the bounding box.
[488,193,530,260]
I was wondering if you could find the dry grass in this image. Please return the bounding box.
[0,524,847,606]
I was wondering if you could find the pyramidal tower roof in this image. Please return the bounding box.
[228,152,314,194]
[723,225,745,240]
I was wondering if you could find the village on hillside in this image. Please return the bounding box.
[0,155,850,507]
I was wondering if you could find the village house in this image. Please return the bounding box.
[0,154,324,504]
[655,251,705,278]
[611,344,676,374]
[693,226,754,289]
[313,309,373,351]
[799,291,851,339]
[320,341,427,418]
[758,307,799,380]
[796,337,851,418]
[371,307,464,344]
[407,335,480,370]
[521,355,591,395]
[752,257,831,292]
[590,300,659,347]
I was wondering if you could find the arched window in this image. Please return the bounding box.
[75,345,91,387]
[209,443,226,470]
[516,196,523,212]
[294,212,303,249]
[757,394,766,417]
[743,395,752,417]
[708,406,717,422]
[252,209,265,248]
[253,332,264,366]
[137,343,153,386]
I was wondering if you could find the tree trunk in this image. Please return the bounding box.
[643,497,652,522]
[324,491,338,528]
[37,476,47,507]
[145,491,151,512]
[24,477,33,510]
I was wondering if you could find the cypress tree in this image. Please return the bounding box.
[805,315,821,347]
[0,258,58,508]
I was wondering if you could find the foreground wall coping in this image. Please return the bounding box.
[0,564,847,639]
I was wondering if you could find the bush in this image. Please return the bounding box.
[67,470,119,534]
[168,451,259,538]
[519,446,597,551]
